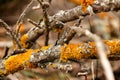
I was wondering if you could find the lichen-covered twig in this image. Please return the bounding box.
[14,0,34,49]
[20,0,120,48]
[0,39,120,76]
[72,27,115,80]
[56,16,83,45]
[56,27,76,45]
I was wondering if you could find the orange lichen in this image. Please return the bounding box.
[60,40,120,62]
[60,44,82,62]
[104,40,120,55]
[16,23,25,34]
[60,43,96,62]
[19,23,25,33]
[69,0,95,12]
[0,40,120,76]
[20,34,29,48]
[60,43,94,62]
[3,49,39,75]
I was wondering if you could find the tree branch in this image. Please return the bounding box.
[0,39,120,76]
[72,26,115,80]
[20,0,120,48]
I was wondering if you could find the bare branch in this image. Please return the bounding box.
[15,0,34,36]
[3,47,9,59]
[27,18,42,29]
[37,0,50,46]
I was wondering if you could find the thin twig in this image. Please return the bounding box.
[11,49,26,56]
[3,47,9,58]
[0,19,22,48]
[15,0,34,41]
[5,49,27,59]
[55,16,84,45]
[95,60,99,80]
[91,60,95,80]
[16,0,34,34]
[45,29,50,46]
[51,19,75,45]
[37,0,50,46]
[27,18,42,29]
[19,2,120,48]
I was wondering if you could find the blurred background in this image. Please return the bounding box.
[0,0,120,80]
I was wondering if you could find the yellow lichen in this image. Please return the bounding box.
[60,43,96,62]
[1,40,120,76]
[104,40,120,55]
[3,49,39,75]
[16,23,25,34]
[60,44,82,62]
[60,40,120,62]
[20,34,29,48]
[69,0,95,12]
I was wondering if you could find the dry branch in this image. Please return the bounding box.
[0,39,120,76]
[20,0,120,48]
[56,26,76,45]
[72,27,115,80]
[15,0,34,37]
[37,0,50,46]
